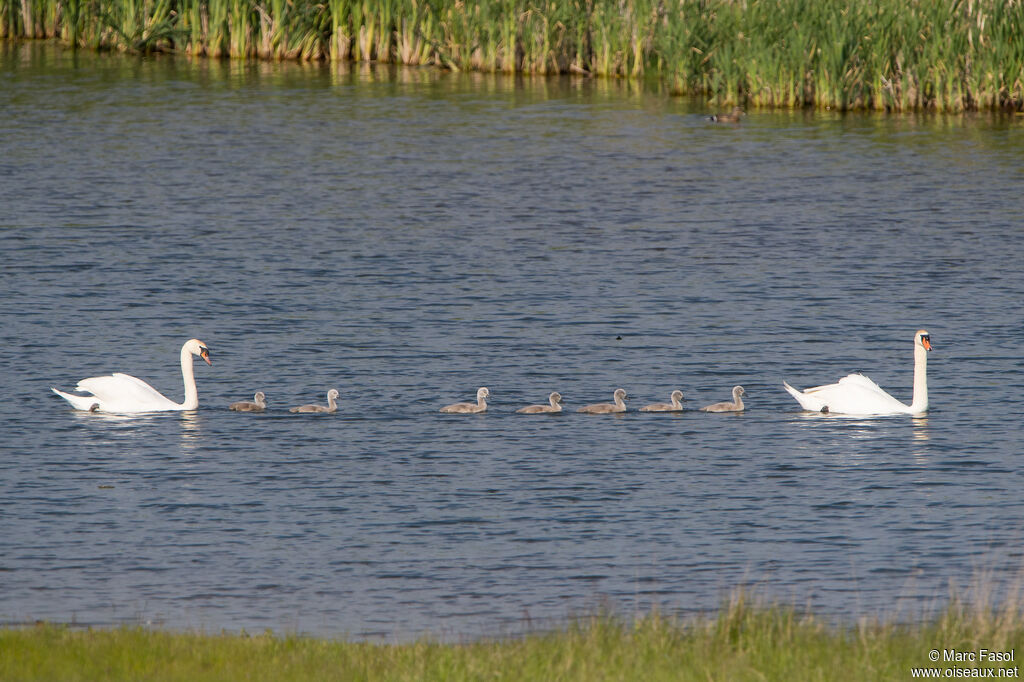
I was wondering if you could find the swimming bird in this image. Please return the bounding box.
[783,329,931,415]
[440,387,489,414]
[639,390,685,412]
[516,392,563,414]
[699,386,745,412]
[51,338,211,413]
[577,388,628,414]
[708,106,744,123]
[229,391,266,412]
[290,389,339,413]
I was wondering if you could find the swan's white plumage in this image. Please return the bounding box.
[50,387,103,412]
[78,373,179,409]
[783,375,908,414]
[52,339,210,413]
[783,329,931,416]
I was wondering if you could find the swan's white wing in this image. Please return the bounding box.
[75,373,179,412]
[51,387,102,411]
[783,381,827,411]
[789,373,909,415]
[834,373,889,394]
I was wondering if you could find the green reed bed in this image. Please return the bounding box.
[2,0,1023,111]
[4,596,1024,681]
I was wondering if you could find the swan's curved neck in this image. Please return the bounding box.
[327,393,337,409]
[180,346,198,410]
[614,393,625,409]
[909,343,929,413]
[732,392,744,410]
[672,395,683,409]
[477,395,487,408]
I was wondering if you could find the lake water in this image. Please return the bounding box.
[2,42,1023,640]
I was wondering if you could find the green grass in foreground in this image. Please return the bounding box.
[4,597,1024,681]
[1,0,1023,111]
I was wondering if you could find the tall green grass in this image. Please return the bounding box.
[4,594,1024,681]
[2,0,1023,111]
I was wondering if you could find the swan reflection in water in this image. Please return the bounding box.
[70,408,204,454]
[912,415,929,441]
[180,410,201,454]
[911,415,930,464]
[71,410,161,425]
[789,410,933,464]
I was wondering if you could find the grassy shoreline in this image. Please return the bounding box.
[2,0,1023,112]
[4,598,1024,681]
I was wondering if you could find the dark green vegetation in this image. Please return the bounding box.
[3,597,1024,681]
[2,0,1023,111]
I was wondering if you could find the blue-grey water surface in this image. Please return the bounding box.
[1,43,1023,639]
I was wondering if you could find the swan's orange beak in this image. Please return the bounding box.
[921,336,931,351]
[200,347,212,365]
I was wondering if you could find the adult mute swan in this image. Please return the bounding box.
[52,338,211,413]
[640,390,685,412]
[290,389,339,413]
[783,329,931,415]
[577,388,628,414]
[440,387,489,414]
[516,392,563,414]
[699,386,745,413]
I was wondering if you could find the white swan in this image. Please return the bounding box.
[640,390,685,412]
[229,391,266,412]
[699,386,745,412]
[577,388,628,414]
[52,338,211,413]
[290,389,339,413]
[517,392,563,414]
[440,387,489,414]
[783,329,931,415]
